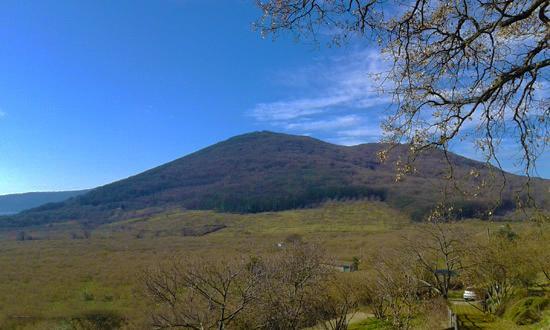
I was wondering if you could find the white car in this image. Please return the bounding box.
[463,287,478,301]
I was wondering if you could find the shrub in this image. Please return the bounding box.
[284,233,303,244]
[82,291,95,301]
[16,231,26,241]
[70,310,126,330]
[505,297,550,325]
[103,294,114,302]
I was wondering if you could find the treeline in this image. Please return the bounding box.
[409,197,521,222]
[0,185,525,228]
[193,186,388,213]
[0,186,387,228]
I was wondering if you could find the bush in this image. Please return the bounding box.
[505,297,550,325]
[103,294,114,302]
[82,291,95,301]
[284,233,303,243]
[70,310,126,329]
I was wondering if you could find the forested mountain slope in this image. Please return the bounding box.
[2,131,547,227]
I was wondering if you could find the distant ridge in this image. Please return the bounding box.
[0,190,89,215]
[1,131,548,227]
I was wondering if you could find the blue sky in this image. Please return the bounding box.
[0,0,548,194]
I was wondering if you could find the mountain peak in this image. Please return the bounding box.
[222,131,322,144]
[2,131,547,227]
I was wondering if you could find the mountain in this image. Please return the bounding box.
[0,190,89,215]
[2,131,548,227]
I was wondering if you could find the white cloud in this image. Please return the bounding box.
[337,126,383,138]
[0,110,5,118]
[328,137,370,146]
[249,45,548,176]
[252,95,350,121]
[249,48,392,144]
[285,115,362,131]
[325,124,384,146]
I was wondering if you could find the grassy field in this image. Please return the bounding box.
[449,301,550,330]
[0,201,410,328]
[0,201,545,329]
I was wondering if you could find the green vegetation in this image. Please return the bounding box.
[0,201,406,328]
[348,318,392,330]
[0,200,548,329]
[450,303,502,329]
[505,297,550,325]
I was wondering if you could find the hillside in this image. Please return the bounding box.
[0,190,89,215]
[2,131,547,227]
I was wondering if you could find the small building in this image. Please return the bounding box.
[332,261,358,273]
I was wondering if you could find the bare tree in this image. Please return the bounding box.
[142,257,260,329]
[363,250,423,329]
[313,277,361,330]
[361,277,388,320]
[527,231,550,281]
[257,0,549,187]
[462,230,538,315]
[407,222,466,298]
[142,243,343,330]
[253,242,333,330]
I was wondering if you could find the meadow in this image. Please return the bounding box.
[0,201,547,329]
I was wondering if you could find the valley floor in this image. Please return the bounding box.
[0,201,547,329]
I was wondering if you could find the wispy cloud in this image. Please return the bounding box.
[0,109,6,118]
[250,46,548,176]
[252,96,350,121]
[329,124,385,146]
[284,114,362,131]
[249,48,391,145]
[337,126,383,138]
